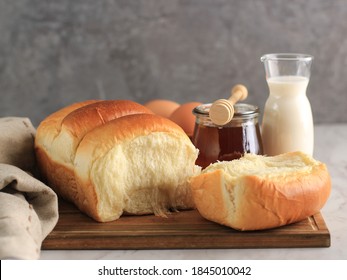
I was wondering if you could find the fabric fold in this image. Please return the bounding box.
[0,117,58,259]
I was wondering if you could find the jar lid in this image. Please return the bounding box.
[193,103,259,120]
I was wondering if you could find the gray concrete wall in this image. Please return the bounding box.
[1,0,346,126]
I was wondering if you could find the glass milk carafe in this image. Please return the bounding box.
[260,53,314,156]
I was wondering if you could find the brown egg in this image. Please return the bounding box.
[144,99,180,118]
[169,102,202,137]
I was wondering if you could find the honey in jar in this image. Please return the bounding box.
[192,103,263,168]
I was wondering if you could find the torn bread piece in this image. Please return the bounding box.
[190,152,331,231]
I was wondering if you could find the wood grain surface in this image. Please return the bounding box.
[42,200,330,250]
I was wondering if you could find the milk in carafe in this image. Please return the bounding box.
[261,54,314,156]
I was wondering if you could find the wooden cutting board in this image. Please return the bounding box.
[42,200,330,250]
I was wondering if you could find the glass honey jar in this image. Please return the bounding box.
[192,103,263,168]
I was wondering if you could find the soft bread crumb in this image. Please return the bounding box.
[89,132,200,221]
[35,101,201,222]
[190,151,331,231]
[203,152,319,182]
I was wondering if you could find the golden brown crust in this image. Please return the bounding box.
[76,113,188,161]
[35,100,99,198]
[73,113,192,221]
[189,169,233,226]
[35,100,154,218]
[36,100,99,141]
[35,100,152,166]
[60,100,153,144]
[35,100,198,222]
[35,146,80,200]
[190,153,331,231]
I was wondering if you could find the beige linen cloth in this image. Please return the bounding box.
[0,117,58,259]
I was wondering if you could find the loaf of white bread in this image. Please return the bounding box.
[190,152,331,231]
[35,100,200,222]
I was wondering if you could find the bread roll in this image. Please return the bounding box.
[190,152,331,231]
[35,100,200,222]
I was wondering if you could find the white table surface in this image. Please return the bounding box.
[40,123,347,260]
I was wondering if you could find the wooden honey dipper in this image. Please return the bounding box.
[209,84,248,126]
